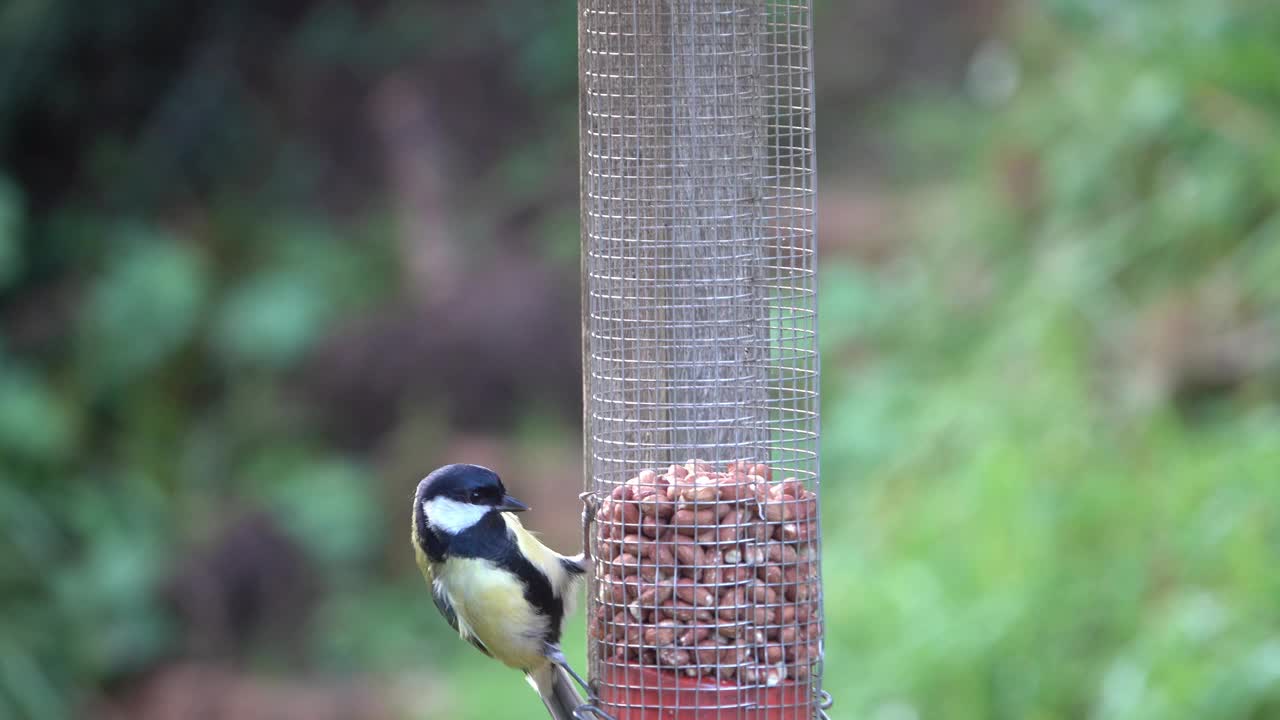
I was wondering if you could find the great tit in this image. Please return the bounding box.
[412,463,588,720]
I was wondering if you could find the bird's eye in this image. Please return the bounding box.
[470,489,486,503]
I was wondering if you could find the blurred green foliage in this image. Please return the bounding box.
[0,0,1278,719]
[0,0,589,713]
[820,1,1280,718]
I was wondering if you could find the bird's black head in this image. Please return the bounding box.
[413,464,529,538]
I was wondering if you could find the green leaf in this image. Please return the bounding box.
[250,455,381,569]
[211,270,331,369]
[77,233,208,392]
[0,366,74,463]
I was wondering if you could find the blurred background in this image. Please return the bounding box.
[1,0,1279,718]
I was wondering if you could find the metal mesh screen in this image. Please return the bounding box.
[580,0,820,717]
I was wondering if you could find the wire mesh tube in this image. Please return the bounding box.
[580,0,819,717]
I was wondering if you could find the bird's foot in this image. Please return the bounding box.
[545,644,591,695]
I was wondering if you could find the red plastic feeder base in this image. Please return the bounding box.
[597,662,810,719]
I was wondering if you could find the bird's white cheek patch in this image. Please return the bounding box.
[425,497,489,534]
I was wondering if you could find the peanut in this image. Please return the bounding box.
[778,602,812,624]
[643,620,678,647]
[716,622,745,639]
[783,568,814,602]
[692,641,750,667]
[677,625,711,646]
[713,510,749,545]
[747,580,779,605]
[626,469,668,495]
[659,601,713,624]
[634,542,675,567]
[656,647,691,668]
[671,536,706,567]
[592,609,607,640]
[630,482,662,501]
[761,496,793,523]
[758,563,784,585]
[637,492,675,518]
[596,538,621,560]
[604,521,625,541]
[670,508,717,527]
[606,610,642,645]
[716,480,755,503]
[724,627,766,645]
[639,514,670,540]
[637,562,667,583]
[679,480,719,505]
[674,577,716,607]
[619,534,646,556]
[607,553,638,578]
[751,605,777,627]
[751,521,772,544]
[600,499,641,538]
[598,575,638,605]
[700,563,754,586]
[737,662,787,687]
[764,542,799,565]
[787,640,819,664]
[694,527,727,545]
[778,623,821,645]
[716,586,749,620]
[627,584,675,621]
[793,495,817,521]
[776,478,805,499]
[777,519,817,544]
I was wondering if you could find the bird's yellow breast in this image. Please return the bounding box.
[503,514,580,617]
[434,556,549,670]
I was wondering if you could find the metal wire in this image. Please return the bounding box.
[580,0,819,717]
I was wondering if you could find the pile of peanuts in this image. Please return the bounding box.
[592,461,820,687]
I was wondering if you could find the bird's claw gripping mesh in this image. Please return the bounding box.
[581,491,603,561]
[579,0,821,716]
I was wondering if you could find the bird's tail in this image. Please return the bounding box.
[527,662,585,720]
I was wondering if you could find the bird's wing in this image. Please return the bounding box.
[560,553,586,576]
[418,544,494,658]
[431,579,493,658]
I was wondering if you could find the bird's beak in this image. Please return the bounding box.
[496,494,530,513]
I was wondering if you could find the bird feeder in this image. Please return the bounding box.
[579,1,824,717]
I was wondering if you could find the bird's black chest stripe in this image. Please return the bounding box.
[422,514,566,644]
